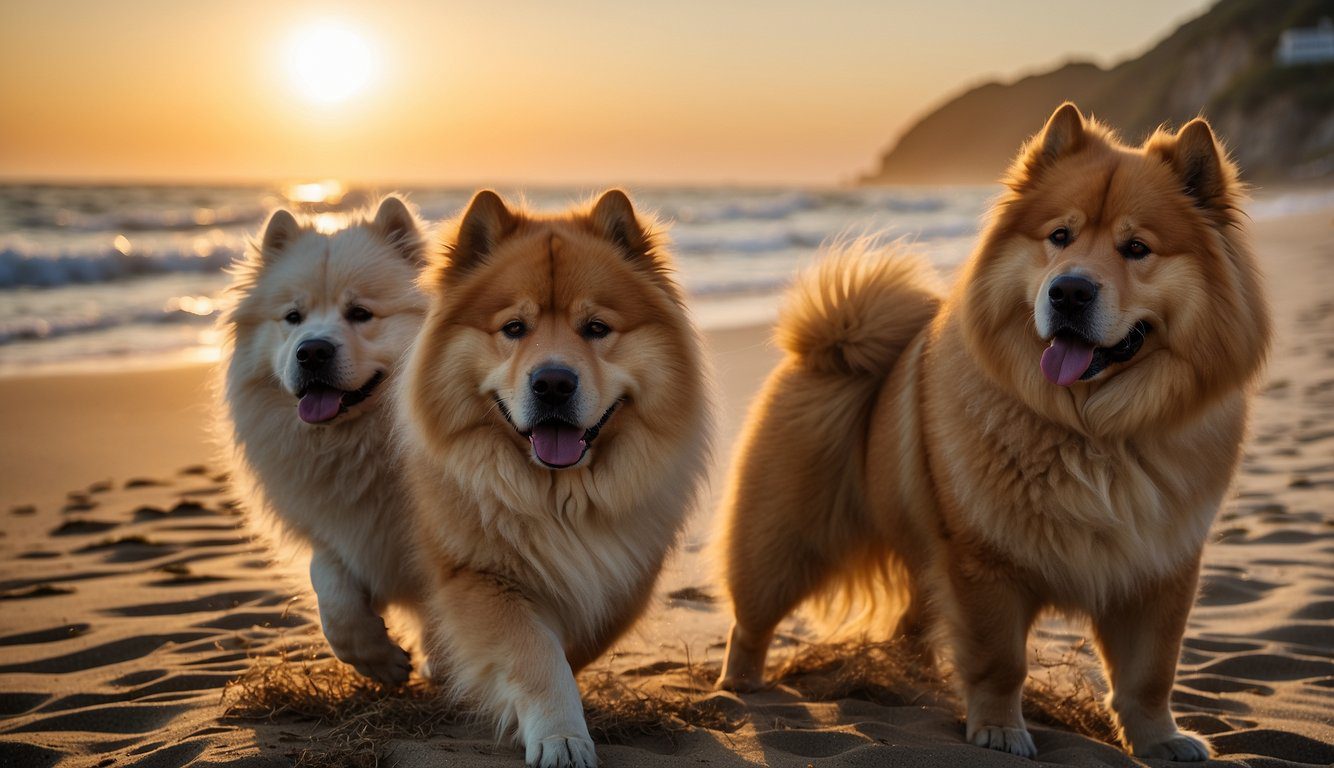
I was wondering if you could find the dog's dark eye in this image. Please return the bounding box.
[583,320,611,339]
[284,310,302,325]
[1048,227,1071,246]
[1123,240,1151,260]
[501,320,527,339]
[347,306,373,323]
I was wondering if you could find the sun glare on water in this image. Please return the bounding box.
[284,22,375,105]
[287,179,346,204]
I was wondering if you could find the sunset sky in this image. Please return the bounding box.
[0,0,1213,185]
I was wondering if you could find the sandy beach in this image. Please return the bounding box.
[1,209,1331,767]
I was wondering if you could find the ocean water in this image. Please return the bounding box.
[1,182,1326,376]
[0,183,994,375]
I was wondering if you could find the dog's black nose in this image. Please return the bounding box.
[531,366,578,406]
[296,339,336,371]
[1048,275,1099,317]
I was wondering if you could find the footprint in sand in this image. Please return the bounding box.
[50,518,119,536]
[0,584,75,601]
[1198,653,1334,683]
[1196,572,1282,607]
[757,727,877,759]
[103,590,281,618]
[0,624,90,647]
[1291,600,1334,621]
[74,536,178,563]
[1177,674,1275,696]
[0,633,218,675]
[1211,730,1334,764]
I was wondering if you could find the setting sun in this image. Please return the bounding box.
[283,21,375,105]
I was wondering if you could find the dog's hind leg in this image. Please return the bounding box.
[430,567,596,768]
[717,498,865,692]
[715,254,934,693]
[310,548,412,686]
[892,578,937,662]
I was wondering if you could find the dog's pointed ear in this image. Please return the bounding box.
[1007,103,1086,190]
[1036,102,1086,164]
[590,189,653,263]
[260,209,301,260]
[444,190,514,276]
[371,195,425,264]
[1166,118,1232,213]
[588,189,683,302]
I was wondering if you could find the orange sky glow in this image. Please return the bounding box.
[0,0,1213,185]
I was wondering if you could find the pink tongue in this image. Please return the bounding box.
[298,385,344,423]
[1041,336,1096,387]
[529,422,587,467]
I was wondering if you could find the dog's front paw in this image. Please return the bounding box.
[324,617,411,686]
[716,628,768,693]
[970,725,1037,758]
[715,670,764,694]
[526,734,597,768]
[1134,732,1210,762]
[348,640,411,686]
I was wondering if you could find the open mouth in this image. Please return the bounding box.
[496,398,622,469]
[296,371,385,424]
[1040,321,1152,387]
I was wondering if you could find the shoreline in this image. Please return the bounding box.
[0,289,786,384]
[4,185,1331,383]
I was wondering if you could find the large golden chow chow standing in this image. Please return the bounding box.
[397,190,711,768]
[716,103,1270,760]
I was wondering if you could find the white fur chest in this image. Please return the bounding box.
[231,389,416,602]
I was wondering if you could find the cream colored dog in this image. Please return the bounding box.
[397,190,712,768]
[220,195,428,685]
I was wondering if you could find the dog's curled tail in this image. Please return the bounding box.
[775,241,942,377]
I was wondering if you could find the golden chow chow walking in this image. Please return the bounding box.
[396,190,712,768]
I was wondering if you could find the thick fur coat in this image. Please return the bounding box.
[396,190,712,768]
[716,104,1270,761]
[220,196,429,685]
